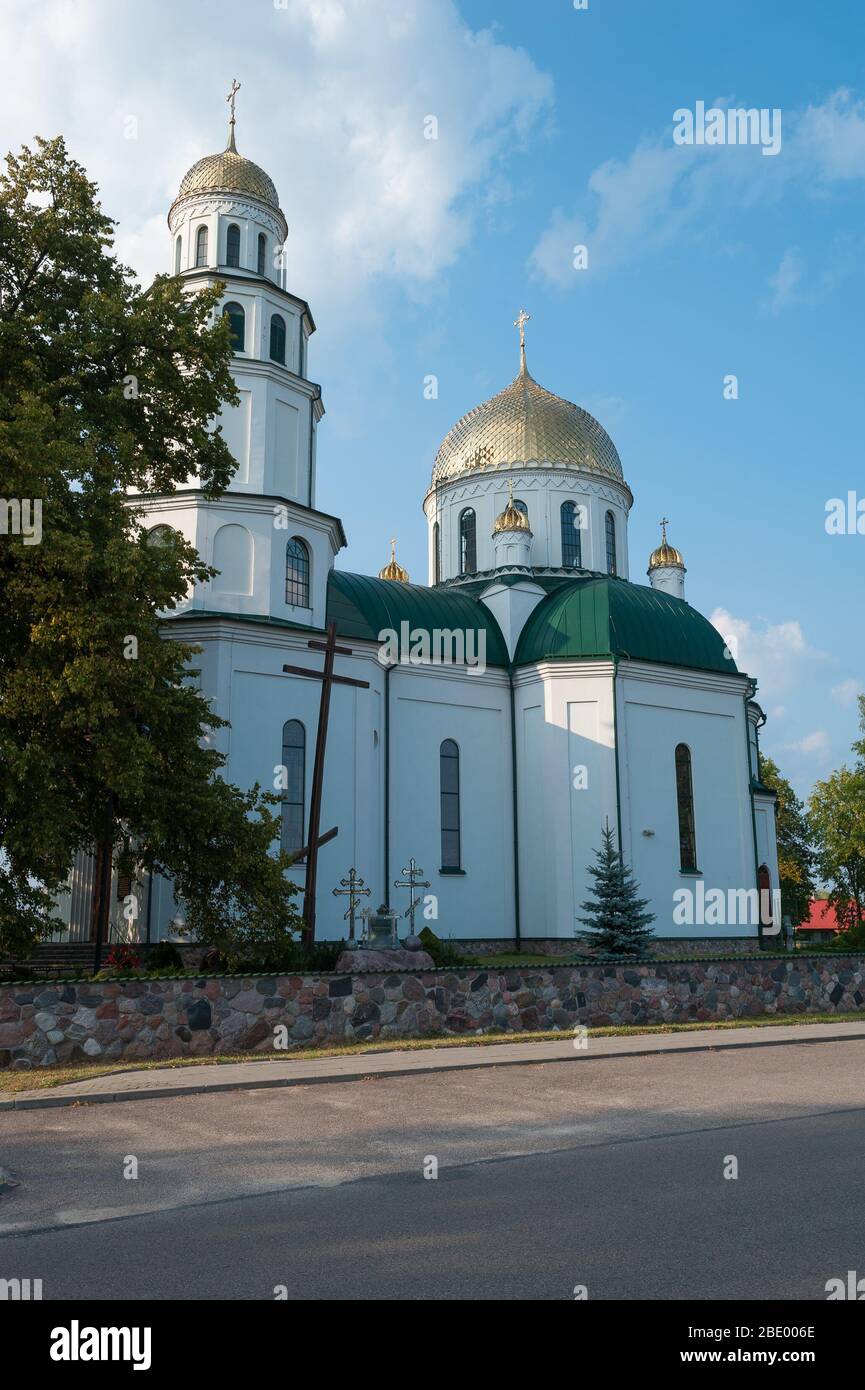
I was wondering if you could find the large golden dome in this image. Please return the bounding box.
[431,353,625,489]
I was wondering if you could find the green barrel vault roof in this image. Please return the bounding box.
[513,575,739,675]
[327,570,509,667]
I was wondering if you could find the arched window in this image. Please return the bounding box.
[270,313,286,365]
[174,235,182,276]
[146,524,175,547]
[281,720,306,855]
[459,508,476,574]
[285,537,310,607]
[513,499,528,519]
[195,225,208,267]
[226,222,240,268]
[257,233,267,277]
[675,744,697,872]
[440,739,461,869]
[223,302,245,352]
[433,521,441,585]
[605,510,617,575]
[560,501,582,568]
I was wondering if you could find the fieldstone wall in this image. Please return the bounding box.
[451,937,768,958]
[0,955,862,1070]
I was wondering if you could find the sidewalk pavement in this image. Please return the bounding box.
[3,1020,865,1112]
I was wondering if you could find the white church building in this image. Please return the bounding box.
[125,104,779,949]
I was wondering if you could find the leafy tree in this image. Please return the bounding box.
[578,821,655,955]
[757,755,816,927]
[809,698,865,933]
[0,136,302,956]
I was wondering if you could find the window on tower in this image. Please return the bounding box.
[174,235,182,276]
[675,744,698,872]
[222,302,245,353]
[226,223,241,268]
[257,233,267,277]
[561,501,582,568]
[270,314,286,365]
[440,739,461,870]
[513,499,528,520]
[280,719,306,855]
[459,508,477,574]
[605,510,617,575]
[195,225,208,267]
[285,537,310,607]
[433,521,441,585]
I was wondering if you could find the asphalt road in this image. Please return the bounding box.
[2,1039,865,1299]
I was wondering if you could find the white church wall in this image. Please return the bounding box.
[754,795,781,899]
[514,663,618,940]
[388,665,514,941]
[618,665,756,939]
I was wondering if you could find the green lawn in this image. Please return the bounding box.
[2,1009,864,1094]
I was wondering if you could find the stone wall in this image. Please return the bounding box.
[1,954,862,1070]
[450,937,768,958]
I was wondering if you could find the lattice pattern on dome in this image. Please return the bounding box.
[431,363,624,486]
[174,150,280,212]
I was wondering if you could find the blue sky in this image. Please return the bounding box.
[2,0,864,799]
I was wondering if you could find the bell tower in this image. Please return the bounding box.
[133,83,344,629]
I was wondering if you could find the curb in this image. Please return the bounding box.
[3,1024,865,1112]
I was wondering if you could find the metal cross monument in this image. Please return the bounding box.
[394,859,431,938]
[282,623,369,948]
[332,868,371,942]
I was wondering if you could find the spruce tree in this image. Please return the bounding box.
[578,821,655,955]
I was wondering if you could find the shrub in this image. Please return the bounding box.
[147,941,183,971]
[105,943,141,972]
[418,926,466,967]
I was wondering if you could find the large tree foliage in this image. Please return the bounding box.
[809,697,865,933]
[757,755,816,928]
[0,137,301,955]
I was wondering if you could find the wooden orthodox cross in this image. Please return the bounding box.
[332,868,371,941]
[393,858,431,938]
[283,623,369,949]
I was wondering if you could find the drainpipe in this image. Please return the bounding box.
[612,656,624,855]
[384,662,391,909]
[509,667,522,951]
[743,685,764,948]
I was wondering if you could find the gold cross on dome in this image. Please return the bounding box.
[514,308,530,348]
[226,78,241,123]
[660,516,669,542]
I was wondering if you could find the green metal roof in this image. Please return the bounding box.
[513,575,739,675]
[327,570,509,667]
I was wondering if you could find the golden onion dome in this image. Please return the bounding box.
[431,350,625,490]
[493,482,532,534]
[169,118,286,237]
[378,538,410,583]
[648,518,686,571]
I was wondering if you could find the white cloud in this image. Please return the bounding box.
[0,0,553,335]
[784,730,830,755]
[530,89,865,289]
[832,678,861,706]
[709,608,827,696]
[765,248,802,314]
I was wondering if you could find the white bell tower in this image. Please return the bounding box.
[133,82,343,629]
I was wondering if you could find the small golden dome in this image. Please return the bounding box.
[648,518,686,571]
[493,481,532,535]
[379,538,409,583]
[169,88,286,236]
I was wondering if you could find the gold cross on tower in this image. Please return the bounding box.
[514,308,530,348]
[226,78,241,125]
[659,517,670,543]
